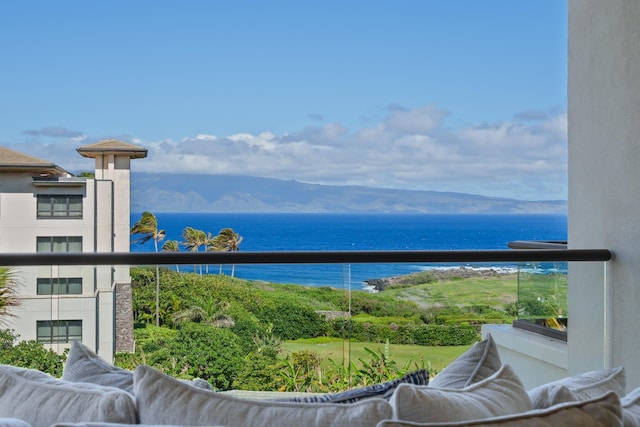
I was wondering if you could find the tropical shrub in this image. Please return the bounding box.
[412,324,479,346]
[256,305,326,340]
[326,319,478,346]
[0,329,67,377]
[232,352,281,391]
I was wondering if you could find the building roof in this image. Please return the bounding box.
[77,139,148,159]
[0,146,71,175]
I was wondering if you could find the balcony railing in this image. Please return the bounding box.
[0,247,612,266]
[507,241,573,340]
[1,245,611,390]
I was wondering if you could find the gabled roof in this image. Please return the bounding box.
[0,146,71,175]
[77,139,148,159]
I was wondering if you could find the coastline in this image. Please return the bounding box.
[363,265,517,292]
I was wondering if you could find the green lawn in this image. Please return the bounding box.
[283,338,471,374]
[382,275,519,309]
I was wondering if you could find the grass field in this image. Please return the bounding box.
[283,338,471,374]
[380,270,567,316]
[382,275,519,309]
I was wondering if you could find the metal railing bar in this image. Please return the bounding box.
[0,249,612,266]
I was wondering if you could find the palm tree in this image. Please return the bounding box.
[173,298,234,328]
[131,211,165,326]
[161,240,181,273]
[206,235,224,274]
[182,227,208,274]
[211,228,243,277]
[0,267,20,327]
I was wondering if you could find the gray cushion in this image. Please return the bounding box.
[621,384,640,427]
[389,364,532,423]
[0,364,137,427]
[133,365,394,427]
[0,420,33,427]
[62,341,134,392]
[62,340,212,393]
[429,334,502,389]
[528,366,626,409]
[377,391,622,427]
[51,425,193,427]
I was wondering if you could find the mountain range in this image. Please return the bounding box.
[130,173,567,214]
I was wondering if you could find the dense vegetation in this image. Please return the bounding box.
[0,329,67,376]
[109,267,522,391]
[0,262,565,392]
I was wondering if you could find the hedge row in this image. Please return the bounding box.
[326,319,479,346]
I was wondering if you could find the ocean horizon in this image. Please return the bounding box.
[130,212,567,290]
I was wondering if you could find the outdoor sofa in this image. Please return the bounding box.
[0,335,638,427]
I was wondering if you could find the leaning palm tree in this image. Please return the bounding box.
[131,211,165,326]
[206,235,224,274]
[0,267,20,327]
[211,228,243,277]
[182,227,208,274]
[173,298,234,328]
[161,240,181,273]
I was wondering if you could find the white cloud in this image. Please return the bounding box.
[383,105,449,135]
[13,106,568,200]
[23,126,86,139]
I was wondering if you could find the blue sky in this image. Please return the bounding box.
[0,1,568,200]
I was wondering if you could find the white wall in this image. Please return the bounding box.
[482,324,568,390]
[0,173,117,360]
[0,179,95,253]
[568,0,640,390]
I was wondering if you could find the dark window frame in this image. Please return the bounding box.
[36,236,83,253]
[36,195,83,219]
[36,277,83,295]
[36,320,82,344]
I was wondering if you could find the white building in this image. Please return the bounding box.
[0,139,146,361]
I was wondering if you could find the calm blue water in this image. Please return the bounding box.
[130,213,567,289]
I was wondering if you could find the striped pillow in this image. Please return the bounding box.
[278,368,430,403]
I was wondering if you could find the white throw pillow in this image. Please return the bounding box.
[0,364,137,427]
[0,420,33,427]
[389,364,532,423]
[621,384,640,427]
[51,425,199,427]
[62,340,212,393]
[528,366,626,409]
[133,365,393,427]
[525,384,580,410]
[377,391,623,427]
[429,334,502,389]
[62,340,135,393]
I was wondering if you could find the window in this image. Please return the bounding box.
[36,236,82,252]
[36,320,82,343]
[37,277,82,295]
[37,195,83,218]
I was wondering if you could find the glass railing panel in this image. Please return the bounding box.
[0,252,611,392]
[514,261,568,339]
[121,261,514,391]
[512,260,606,342]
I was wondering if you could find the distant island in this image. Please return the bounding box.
[130,172,567,214]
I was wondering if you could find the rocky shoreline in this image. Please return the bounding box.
[364,266,515,292]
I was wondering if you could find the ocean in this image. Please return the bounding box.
[130,213,567,290]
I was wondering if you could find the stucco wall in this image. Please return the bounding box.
[568,0,640,390]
